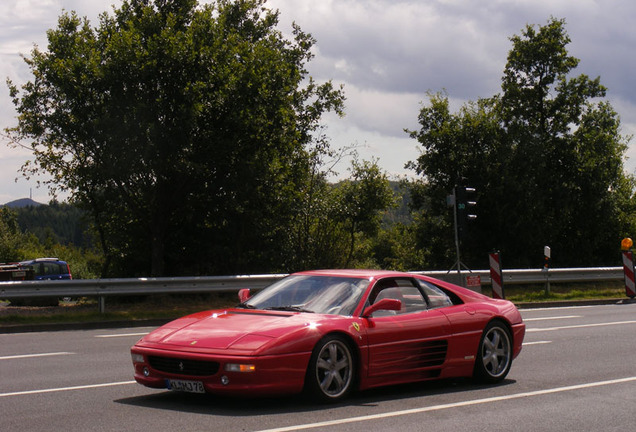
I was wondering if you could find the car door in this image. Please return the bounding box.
[419,279,487,367]
[363,278,453,383]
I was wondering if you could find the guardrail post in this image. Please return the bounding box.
[98,296,106,314]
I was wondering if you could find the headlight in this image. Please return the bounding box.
[131,353,145,363]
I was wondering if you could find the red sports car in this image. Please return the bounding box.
[131,269,525,402]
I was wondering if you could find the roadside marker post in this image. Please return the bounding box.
[489,252,504,299]
[621,238,636,299]
[543,246,551,295]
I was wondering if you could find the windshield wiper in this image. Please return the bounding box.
[236,303,257,309]
[264,305,314,313]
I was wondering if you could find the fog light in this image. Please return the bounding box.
[221,375,230,386]
[225,363,256,373]
[143,367,150,377]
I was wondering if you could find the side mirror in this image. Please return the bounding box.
[238,289,251,303]
[362,298,402,317]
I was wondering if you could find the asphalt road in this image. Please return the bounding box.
[1,303,636,432]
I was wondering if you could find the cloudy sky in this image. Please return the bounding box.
[2,0,636,204]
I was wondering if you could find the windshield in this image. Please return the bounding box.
[241,275,370,316]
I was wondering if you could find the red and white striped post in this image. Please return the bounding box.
[621,238,636,298]
[622,251,635,298]
[489,252,504,299]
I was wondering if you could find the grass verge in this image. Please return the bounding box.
[481,281,626,303]
[0,293,237,327]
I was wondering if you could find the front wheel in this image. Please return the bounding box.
[473,321,513,383]
[305,335,355,402]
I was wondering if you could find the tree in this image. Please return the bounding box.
[0,208,23,262]
[407,92,505,268]
[0,206,102,278]
[336,158,396,267]
[6,0,344,276]
[282,145,396,271]
[498,18,635,266]
[15,201,90,248]
[408,18,636,268]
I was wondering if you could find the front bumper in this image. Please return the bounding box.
[131,346,311,397]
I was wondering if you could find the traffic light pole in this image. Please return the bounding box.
[452,187,462,276]
[448,186,477,285]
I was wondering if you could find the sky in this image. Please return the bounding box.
[2,0,636,204]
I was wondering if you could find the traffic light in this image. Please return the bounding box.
[455,186,477,239]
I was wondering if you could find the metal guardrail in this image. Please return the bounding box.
[0,274,287,312]
[419,267,625,284]
[0,266,625,310]
[0,274,285,299]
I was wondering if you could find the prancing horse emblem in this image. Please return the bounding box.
[178,361,184,371]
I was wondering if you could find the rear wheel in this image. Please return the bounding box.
[306,335,355,402]
[473,321,512,383]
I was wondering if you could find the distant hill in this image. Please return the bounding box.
[3,198,44,208]
[383,181,412,226]
[3,200,92,248]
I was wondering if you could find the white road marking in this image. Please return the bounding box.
[523,341,552,346]
[255,376,636,432]
[523,315,580,322]
[0,352,74,360]
[522,305,596,312]
[0,381,136,398]
[527,320,636,332]
[95,332,148,338]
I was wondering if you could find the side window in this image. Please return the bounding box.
[32,262,44,277]
[370,278,428,316]
[44,262,59,276]
[419,281,453,309]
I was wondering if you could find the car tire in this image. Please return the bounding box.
[473,320,513,383]
[305,335,355,403]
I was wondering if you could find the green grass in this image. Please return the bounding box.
[481,281,626,303]
[0,293,237,326]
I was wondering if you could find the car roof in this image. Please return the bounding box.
[20,258,65,264]
[292,269,412,280]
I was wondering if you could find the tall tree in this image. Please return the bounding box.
[408,18,636,268]
[407,93,505,268]
[6,0,344,276]
[0,208,23,262]
[283,144,396,271]
[499,17,635,266]
[336,158,396,267]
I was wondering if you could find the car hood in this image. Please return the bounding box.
[140,308,321,351]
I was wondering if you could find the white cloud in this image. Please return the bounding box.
[2,0,636,202]
[269,0,636,174]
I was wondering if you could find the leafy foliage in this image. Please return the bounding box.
[7,10,635,277]
[281,144,397,271]
[14,201,91,248]
[0,208,23,262]
[1,206,102,279]
[7,0,348,277]
[407,18,636,269]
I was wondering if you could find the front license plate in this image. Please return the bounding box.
[166,379,205,393]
